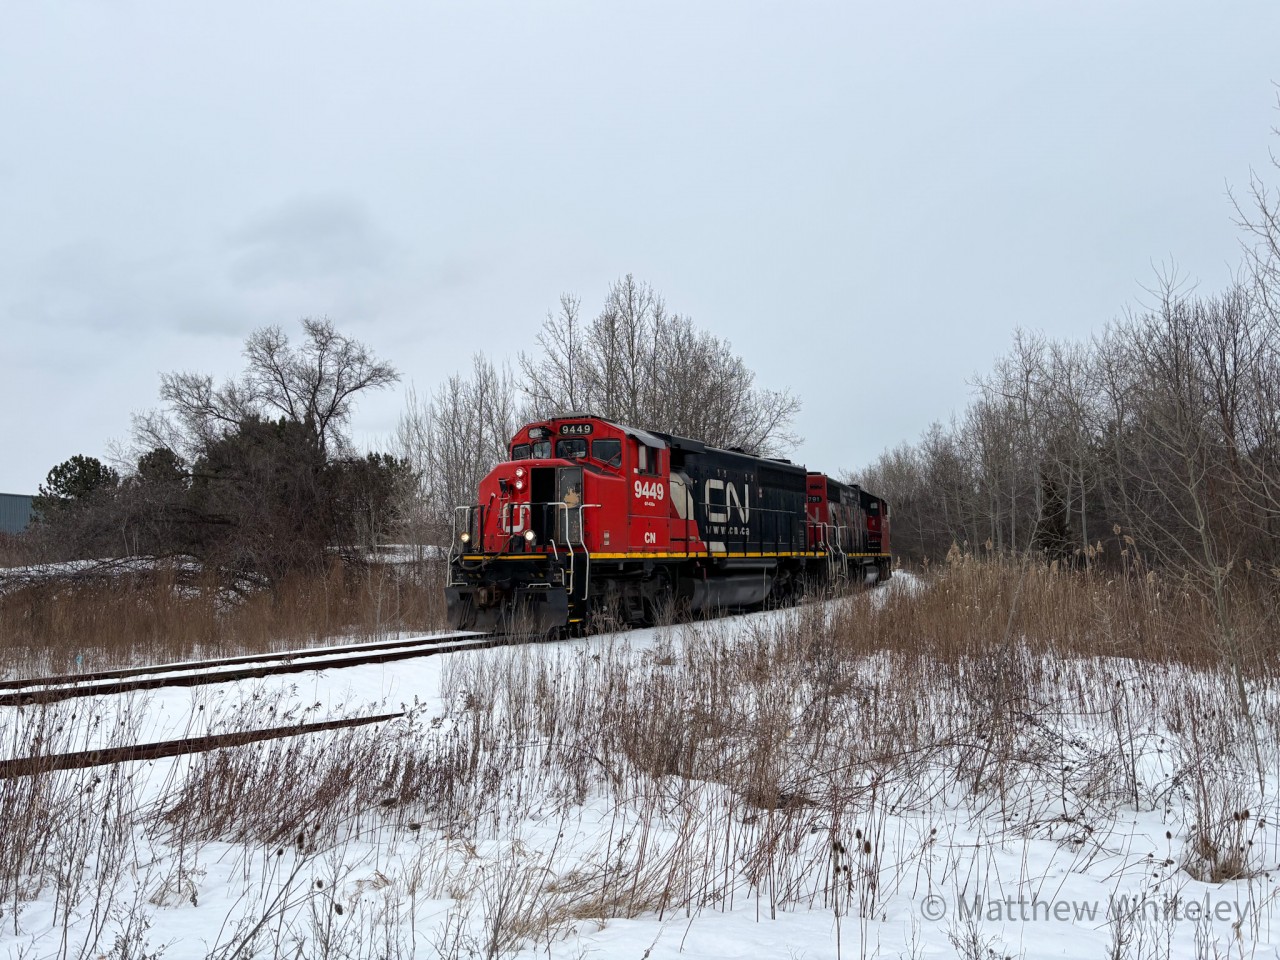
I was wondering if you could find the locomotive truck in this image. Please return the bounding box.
[445,415,890,633]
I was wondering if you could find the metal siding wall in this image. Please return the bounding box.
[0,494,35,535]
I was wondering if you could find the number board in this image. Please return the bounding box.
[559,423,593,436]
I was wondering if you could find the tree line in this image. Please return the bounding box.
[33,125,1280,599]
[855,148,1280,601]
[30,277,802,579]
[858,288,1277,579]
[33,319,406,581]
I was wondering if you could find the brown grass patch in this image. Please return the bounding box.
[0,560,448,678]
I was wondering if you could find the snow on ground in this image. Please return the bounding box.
[0,630,485,756]
[3,575,1280,959]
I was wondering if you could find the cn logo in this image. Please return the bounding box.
[499,504,529,534]
[705,479,750,523]
[644,531,657,544]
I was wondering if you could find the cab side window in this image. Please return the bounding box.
[637,444,661,477]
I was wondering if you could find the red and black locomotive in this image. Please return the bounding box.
[445,415,891,633]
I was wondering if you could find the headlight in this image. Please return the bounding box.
[515,479,524,491]
[459,532,471,544]
[523,529,536,543]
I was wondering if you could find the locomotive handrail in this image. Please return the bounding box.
[829,524,848,579]
[447,504,476,585]
[580,504,598,600]
[824,522,856,576]
[448,503,503,583]
[556,502,598,601]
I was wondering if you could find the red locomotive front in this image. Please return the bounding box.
[458,418,701,558]
[446,416,698,632]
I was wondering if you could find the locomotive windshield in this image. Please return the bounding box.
[531,440,551,459]
[553,437,622,467]
[555,438,588,459]
[511,443,531,460]
[591,439,622,467]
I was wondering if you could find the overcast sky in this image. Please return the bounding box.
[3,1,1279,494]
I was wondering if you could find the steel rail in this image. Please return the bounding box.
[0,632,516,707]
[0,711,404,779]
[0,630,486,692]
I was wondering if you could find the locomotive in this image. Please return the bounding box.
[445,415,891,633]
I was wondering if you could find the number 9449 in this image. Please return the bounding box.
[634,480,664,501]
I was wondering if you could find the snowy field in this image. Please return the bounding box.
[3,573,1279,959]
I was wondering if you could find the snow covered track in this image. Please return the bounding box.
[0,630,498,706]
[0,710,402,779]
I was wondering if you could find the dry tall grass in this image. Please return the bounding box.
[858,552,1277,670]
[0,560,449,678]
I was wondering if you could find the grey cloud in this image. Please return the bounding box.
[14,241,133,333]
[226,195,392,289]
[7,241,253,341]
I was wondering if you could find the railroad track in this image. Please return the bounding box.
[0,630,509,707]
[0,630,537,779]
[1,600,844,778]
[0,711,403,780]
[2,585,866,709]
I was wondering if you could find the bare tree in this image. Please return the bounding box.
[1233,90,1280,325]
[394,355,531,549]
[135,317,399,459]
[521,275,801,455]
[522,295,588,414]
[1108,282,1273,789]
[119,318,401,577]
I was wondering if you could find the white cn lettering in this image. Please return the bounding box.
[705,480,749,524]
[706,479,727,523]
[644,531,657,544]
